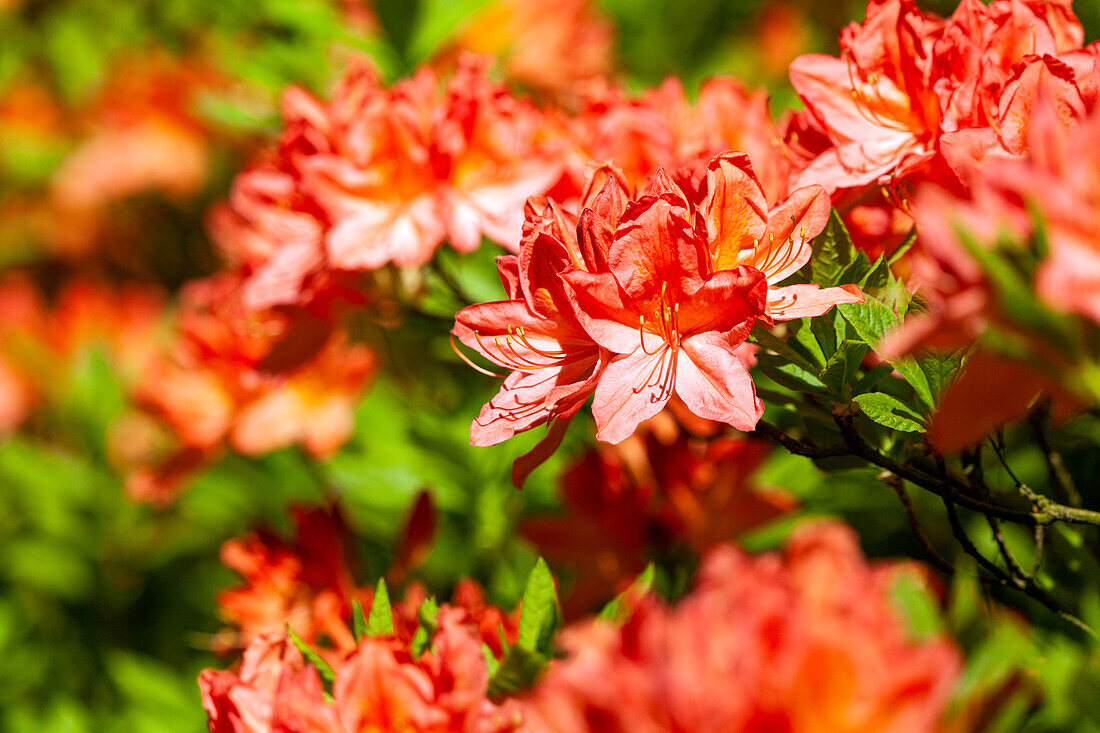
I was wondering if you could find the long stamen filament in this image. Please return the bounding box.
[451,333,507,378]
[844,51,913,134]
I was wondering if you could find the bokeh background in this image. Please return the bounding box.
[3,1,1100,731]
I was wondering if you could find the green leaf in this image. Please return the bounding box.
[820,341,869,396]
[751,325,820,373]
[808,310,846,362]
[287,626,336,687]
[598,563,655,622]
[853,393,925,432]
[919,350,966,402]
[852,362,895,395]
[838,299,933,408]
[860,256,891,291]
[482,643,500,678]
[352,599,367,641]
[517,558,562,658]
[367,578,394,637]
[794,320,828,366]
[837,299,899,347]
[811,209,857,287]
[410,597,440,657]
[887,227,917,265]
[892,360,934,410]
[757,353,829,395]
[835,250,874,286]
[890,574,942,639]
[486,645,547,699]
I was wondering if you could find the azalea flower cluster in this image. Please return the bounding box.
[201,606,523,733]
[784,0,1097,256]
[524,427,794,614]
[520,522,960,732]
[787,0,1096,195]
[210,55,569,311]
[124,275,376,504]
[201,506,523,732]
[209,506,517,659]
[200,519,963,732]
[453,155,861,481]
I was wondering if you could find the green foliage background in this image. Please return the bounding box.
[2,0,1100,731]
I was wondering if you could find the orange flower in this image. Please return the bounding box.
[202,606,523,732]
[519,522,961,733]
[215,506,366,654]
[217,55,567,311]
[568,76,790,202]
[524,432,794,616]
[127,274,376,503]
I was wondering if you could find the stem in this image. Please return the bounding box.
[1029,405,1082,507]
[750,418,1098,637]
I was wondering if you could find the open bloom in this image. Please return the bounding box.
[453,198,607,486]
[788,0,1094,196]
[564,156,861,443]
[456,153,861,460]
[562,176,770,443]
[518,522,962,733]
[127,274,376,503]
[215,55,567,312]
[201,607,522,733]
[788,0,946,192]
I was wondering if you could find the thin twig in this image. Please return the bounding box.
[880,471,954,575]
[943,498,1094,638]
[1030,524,1045,578]
[1029,406,1082,506]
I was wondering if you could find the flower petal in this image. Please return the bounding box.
[701,153,768,273]
[766,283,864,320]
[608,194,705,306]
[560,269,640,353]
[757,185,831,284]
[592,347,675,444]
[676,333,763,430]
[470,368,565,446]
[678,267,767,337]
[454,300,575,370]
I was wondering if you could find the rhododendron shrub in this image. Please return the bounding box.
[199,520,969,732]
[9,1,1100,731]
[519,522,962,733]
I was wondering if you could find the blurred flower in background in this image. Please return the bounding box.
[1,1,1100,731]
